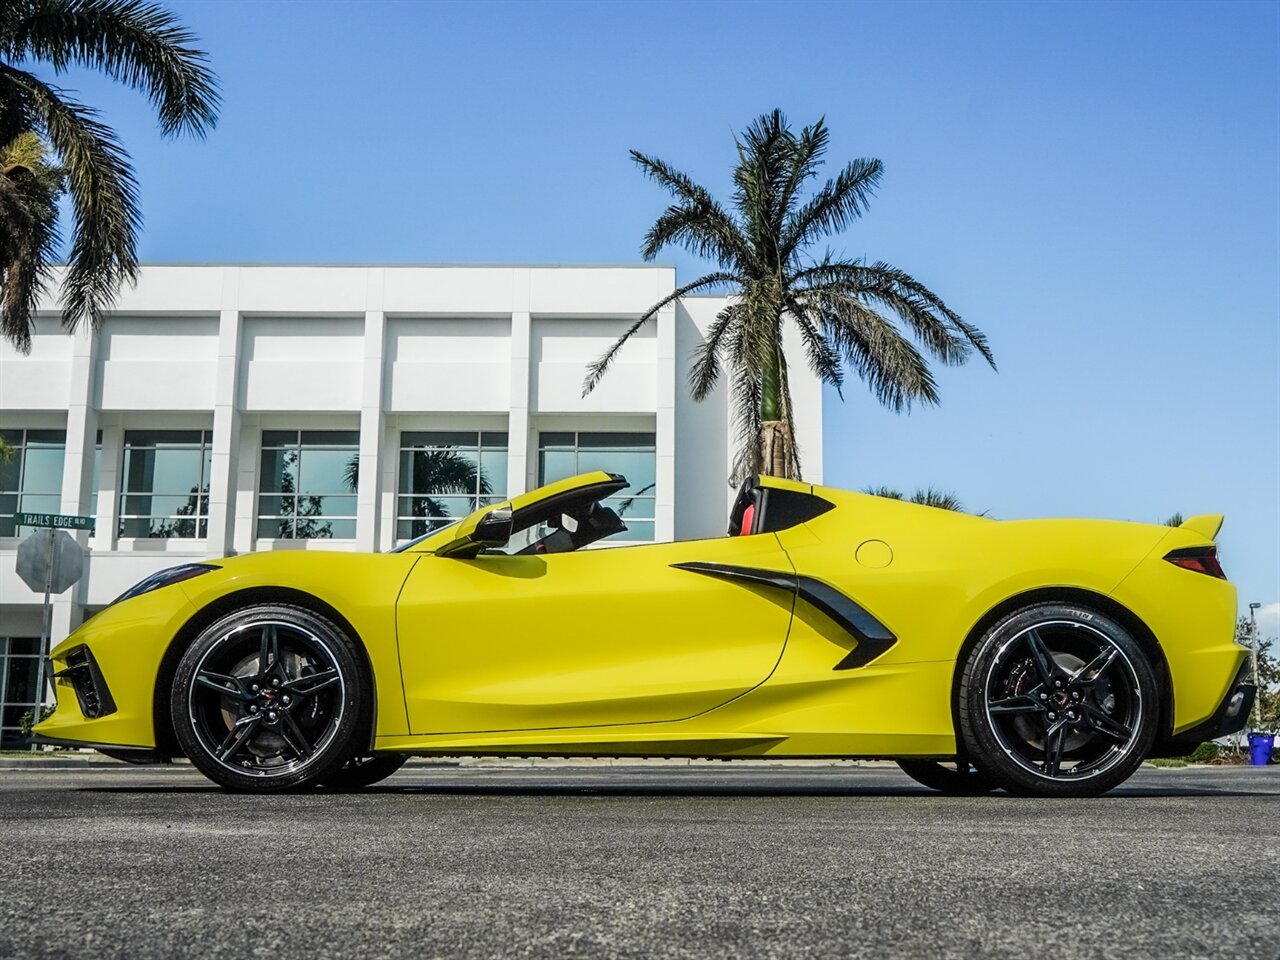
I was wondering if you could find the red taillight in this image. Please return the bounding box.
[739,503,756,536]
[1164,546,1226,579]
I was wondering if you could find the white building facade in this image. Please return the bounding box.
[0,264,823,746]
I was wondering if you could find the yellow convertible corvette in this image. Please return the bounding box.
[36,471,1252,797]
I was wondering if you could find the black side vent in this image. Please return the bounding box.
[55,646,118,720]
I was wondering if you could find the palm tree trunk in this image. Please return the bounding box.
[757,334,798,479]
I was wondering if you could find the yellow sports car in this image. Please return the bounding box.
[36,471,1253,797]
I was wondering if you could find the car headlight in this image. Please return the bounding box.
[111,563,220,606]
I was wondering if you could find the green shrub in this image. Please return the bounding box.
[1185,742,1221,763]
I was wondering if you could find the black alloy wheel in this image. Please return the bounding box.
[896,759,999,794]
[958,603,1158,797]
[172,604,369,792]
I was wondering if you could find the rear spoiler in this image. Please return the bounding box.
[1179,514,1223,540]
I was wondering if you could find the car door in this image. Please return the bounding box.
[395,481,796,734]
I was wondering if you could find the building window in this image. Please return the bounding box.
[0,637,42,749]
[398,431,507,540]
[258,430,359,539]
[0,429,66,538]
[119,430,211,538]
[537,431,656,542]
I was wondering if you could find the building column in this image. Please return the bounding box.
[507,310,531,499]
[53,325,98,639]
[355,303,386,553]
[655,301,677,543]
[206,292,242,558]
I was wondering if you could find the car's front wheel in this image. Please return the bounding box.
[958,602,1159,798]
[171,603,369,793]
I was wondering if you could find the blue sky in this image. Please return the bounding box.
[39,0,1280,623]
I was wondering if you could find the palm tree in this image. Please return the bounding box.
[585,110,995,482]
[0,0,219,353]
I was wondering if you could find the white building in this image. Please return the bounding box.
[0,264,822,746]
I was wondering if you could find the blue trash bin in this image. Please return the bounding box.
[1248,733,1275,766]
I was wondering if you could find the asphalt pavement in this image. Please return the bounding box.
[1,761,1278,959]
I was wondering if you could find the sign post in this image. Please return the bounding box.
[14,514,92,751]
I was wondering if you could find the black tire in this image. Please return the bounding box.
[171,603,370,793]
[319,754,408,790]
[896,759,999,794]
[958,602,1159,798]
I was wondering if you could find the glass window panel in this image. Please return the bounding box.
[8,637,38,656]
[405,431,475,447]
[578,450,655,489]
[480,432,509,447]
[257,495,289,516]
[300,430,359,446]
[0,492,17,514]
[4,657,37,703]
[403,449,478,495]
[19,494,60,515]
[0,516,15,537]
[538,450,577,485]
[610,519,654,542]
[133,447,204,494]
[257,517,292,539]
[579,432,655,448]
[124,494,203,517]
[324,518,357,539]
[0,457,20,492]
[25,430,66,445]
[608,495,655,521]
[125,429,203,447]
[398,450,414,492]
[0,428,18,446]
[539,432,575,450]
[479,450,507,496]
[298,448,358,495]
[21,446,65,493]
[261,430,297,447]
[259,448,294,494]
[310,495,356,517]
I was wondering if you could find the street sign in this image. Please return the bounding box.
[14,527,88,750]
[16,511,95,532]
[16,529,85,595]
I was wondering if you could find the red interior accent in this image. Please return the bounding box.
[740,503,756,536]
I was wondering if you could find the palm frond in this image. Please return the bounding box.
[3,65,141,333]
[863,485,904,500]
[630,149,754,270]
[688,301,740,401]
[4,0,220,138]
[583,270,740,396]
[808,287,939,411]
[910,487,964,511]
[781,157,883,258]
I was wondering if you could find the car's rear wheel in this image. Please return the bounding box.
[318,754,408,790]
[172,603,369,793]
[896,759,999,794]
[958,602,1158,798]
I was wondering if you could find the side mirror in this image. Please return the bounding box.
[472,506,514,547]
[436,504,515,558]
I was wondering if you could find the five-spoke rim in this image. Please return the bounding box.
[188,620,346,778]
[984,620,1142,782]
